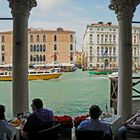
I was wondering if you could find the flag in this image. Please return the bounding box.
[103,48,108,55]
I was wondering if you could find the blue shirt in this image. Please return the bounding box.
[0,120,12,140]
[23,108,54,133]
[78,119,111,136]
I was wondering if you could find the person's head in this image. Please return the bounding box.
[89,105,102,120]
[0,105,5,120]
[31,98,43,111]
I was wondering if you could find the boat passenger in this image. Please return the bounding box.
[77,105,112,140]
[20,98,55,140]
[0,105,12,140]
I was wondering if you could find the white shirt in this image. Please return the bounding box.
[0,120,12,140]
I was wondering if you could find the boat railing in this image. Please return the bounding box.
[0,71,12,76]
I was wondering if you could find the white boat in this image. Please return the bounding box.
[0,69,63,81]
[108,72,118,78]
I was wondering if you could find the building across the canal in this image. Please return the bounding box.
[75,51,82,68]
[83,22,140,70]
[0,27,76,71]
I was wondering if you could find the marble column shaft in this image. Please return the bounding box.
[8,0,37,117]
[109,0,140,122]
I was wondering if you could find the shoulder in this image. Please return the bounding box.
[78,119,90,129]
[0,120,7,125]
[43,108,54,114]
[44,108,53,112]
[27,113,37,121]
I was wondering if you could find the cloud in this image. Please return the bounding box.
[32,0,66,16]
[95,5,104,10]
[56,11,75,18]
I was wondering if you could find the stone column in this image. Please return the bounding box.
[109,0,140,121]
[7,0,37,117]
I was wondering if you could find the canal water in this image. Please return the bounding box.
[0,69,111,118]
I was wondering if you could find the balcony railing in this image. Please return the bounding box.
[109,76,140,114]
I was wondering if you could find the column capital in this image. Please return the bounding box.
[7,0,37,16]
[109,0,140,20]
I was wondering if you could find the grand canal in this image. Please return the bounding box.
[0,69,110,118]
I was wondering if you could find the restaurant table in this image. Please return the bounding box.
[10,124,21,140]
[101,114,122,139]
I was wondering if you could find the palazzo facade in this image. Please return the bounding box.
[83,22,140,70]
[0,27,76,70]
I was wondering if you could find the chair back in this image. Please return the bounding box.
[75,129,104,140]
[29,123,61,140]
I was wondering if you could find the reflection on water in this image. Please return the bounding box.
[0,69,110,118]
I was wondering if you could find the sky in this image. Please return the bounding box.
[0,0,140,51]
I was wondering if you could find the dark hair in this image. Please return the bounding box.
[89,105,102,119]
[0,105,5,120]
[32,98,43,109]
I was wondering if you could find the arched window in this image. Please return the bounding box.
[113,35,116,43]
[101,35,103,43]
[109,47,112,55]
[43,45,46,52]
[54,35,57,42]
[34,45,36,52]
[113,47,116,55]
[97,34,99,43]
[30,55,33,62]
[54,54,57,61]
[109,35,112,43]
[2,36,5,43]
[40,55,42,61]
[105,35,108,43]
[30,35,33,42]
[101,47,103,55]
[40,45,42,52]
[37,35,40,42]
[104,59,109,68]
[43,55,46,61]
[30,45,33,52]
[54,44,57,51]
[34,55,36,61]
[70,44,73,51]
[134,36,136,43]
[37,45,39,52]
[70,35,73,42]
[90,47,92,55]
[36,55,39,62]
[134,48,136,55]
[2,54,5,62]
[43,35,46,42]
[70,52,73,61]
[97,47,99,56]
[2,45,5,51]
[90,34,93,43]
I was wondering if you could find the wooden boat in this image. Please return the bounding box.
[0,69,62,81]
[88,70,113,75]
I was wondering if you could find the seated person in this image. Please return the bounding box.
[118,109,140,140]
[78,105,112,139]
[0,105,12,140]
[21,98,55,139]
